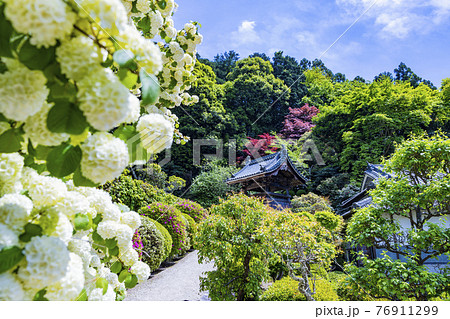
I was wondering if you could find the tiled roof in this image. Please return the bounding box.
[225,148,307,184]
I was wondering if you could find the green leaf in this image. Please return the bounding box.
[0,246,24,273]
[17,38,55,70]
[110,262,122,274]
[118,69,138,89]
[33,288,48,301]
[105,238,117,249]
[76,288,88,301]
[140,69,160,105]
[73,167,98,187]
[109,246,119,256]
[74,213,90,231]
[92,214,102,226]
[125,274,138,288]
[0,5,13,58]
[118,269,129,283]
[0,128,23,153]
[113,124,137,142]
[47,101,88,135]
[47,82,77,103]
[0,113,7,122]
[113,49,136,69]
[46,143,81,178]
[95,277,109,295]
[18,223,43,243]
[35,145,54,161]
[92,231,104,244]
[137,16,151,34]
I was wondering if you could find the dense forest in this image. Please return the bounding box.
[161,50,450,209]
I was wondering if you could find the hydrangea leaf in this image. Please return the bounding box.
[105,238,117,250]
[110,262,122,274]
[74,213,90,231]
[113,49,136,70]
[118,69,138,89]
[17,38,55,70]
[0,5,13,58]
[32,289,48,301]
[95,277,109,295]
[124,274,138,289]
[118,269,129,283]
[140,69,160,105]
[73,167,98,187]
[76,289,88,301]
[0,128,23,153]
[47,101,88,135]
[18,223,43,243]
[0,246,24,274]
[47,143,81,178]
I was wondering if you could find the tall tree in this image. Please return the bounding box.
[394,62,436,90]
[212,50,240,84]
[224,57,290,136]
[280,104,319,139]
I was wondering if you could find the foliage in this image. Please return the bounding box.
[223,57,290,136]
[346,132,450,300]
[152,218,173,262]
[260,276,339,301]
[137,216,169,272]
[180,213,196,249]
[258,209,342,300]
[291,193,333,214]
[139,203,188,257]
[238,133,279,163]
[175,199,208,223]
[316,173,359,208]
[102,174,179,212]
[196,193,272,300]
[188,161,239,207]
[281,105,319,139]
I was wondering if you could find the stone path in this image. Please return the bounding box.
[125,251,215,301]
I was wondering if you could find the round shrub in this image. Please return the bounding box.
[137,216,167,272]
[181,213,197,249]
[291,193,332,214]
[260,276,339,301]
[139,203,188,257]
[152,219,172,260]
[175,199,207,223]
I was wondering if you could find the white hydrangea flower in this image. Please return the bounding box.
[90,255,102,268]
[88,286,116,301]
[184,22,196,35]
[106,272,120,289]
[0,194,33,233]
[74,187,120,221]
[157,0,175,17]
[80,132,129,184]
[45,253,85,301]
[136,113,174,154]
[123,94,141,123]
[116,24,162,75]
[55,191,92,218]
[56,36,103,81]
[149,10,163,33]
[47,213,73,244]
[68,237,93,267]
[24,102,69,147]
[117,203,130,213]
[0,272,26,301]
[76,0,128,36]
[22,173,68,208]
[169,41,184,62]
[0,223,19,249]
[0,62,48,121]
[77,68,131,131]
[119,246,139,267]
[0,153,23,185]
[97,220,133,247]
[130,261,150,283]
[165,26,177,38]
[18,236,70,289]
[3,0,76,48]
[136,0,151,13]
[120,211,141,230]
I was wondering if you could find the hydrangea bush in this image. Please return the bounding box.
[0,0,201,301]
[175,199,207,223]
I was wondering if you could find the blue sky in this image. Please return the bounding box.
[174,0,450,86]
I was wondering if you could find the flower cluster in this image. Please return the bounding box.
[0,155,149,300]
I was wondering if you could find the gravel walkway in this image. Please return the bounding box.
[125,251,215,301]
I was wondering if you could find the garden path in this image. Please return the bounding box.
[124,251,215,301]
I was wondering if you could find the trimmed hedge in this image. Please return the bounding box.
[138,216,168,272]
[260,276,339,301]
[181,213,197,249]
[139,203,188,257]
[152,218,172,260]
[102,174,179,211]
[175,199,207,223]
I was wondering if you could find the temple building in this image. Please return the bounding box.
[225,147,308,209]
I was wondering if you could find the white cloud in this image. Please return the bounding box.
[231,20,261,45]
[337,0,450,39]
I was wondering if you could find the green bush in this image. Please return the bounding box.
[175,199,208,223]
[181,213,197,249]
[102,174,179,211]
[291,193,332,214]
[152,219,172,259]
[139,203,188,257]
[261,276,339,301]
[138,216,169,272]
[335,274,373,301]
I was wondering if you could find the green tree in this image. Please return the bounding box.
[196,193,272,300]
[212,50,240,84]
[224,57,290,136]
[345,132,450,300]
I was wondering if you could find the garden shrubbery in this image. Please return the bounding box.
[260,276,339,301]
[139,203,189,257]
[137,216,171,272]
[175,199,208,223]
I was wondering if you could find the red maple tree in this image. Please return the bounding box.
[280,104,319,139]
